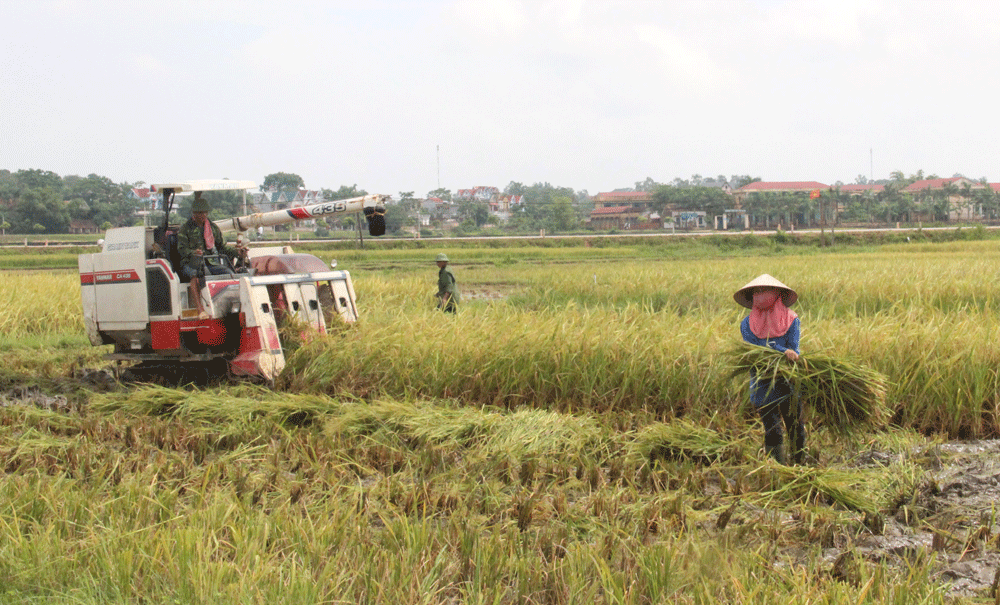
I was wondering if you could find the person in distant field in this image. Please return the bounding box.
[177,192,247,319]
[435,253,459,313]
[734,274,806,465]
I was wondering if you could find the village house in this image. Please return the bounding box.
[588,191,661,230]
[489,194,523,223]
[454,186,522,223]
[418,197,459,228]
[837,183,885,196]
[903,177,986,221]
[732,181,832,229]
[69,219,99,234]
[455,186,500,203]
[731,181,830,206]
[128,187,160,210]
[591,191,654,210]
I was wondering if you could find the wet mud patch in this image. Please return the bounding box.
[832,441,1000,598]
[0,367,117,414]
[1,386,76,413]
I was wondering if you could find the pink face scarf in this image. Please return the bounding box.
[748,288,797,339]
[203,219,215,251]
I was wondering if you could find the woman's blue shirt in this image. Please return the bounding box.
[741,316,800,407]
[740,316,800,353]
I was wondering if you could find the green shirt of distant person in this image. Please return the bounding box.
[435,253,459,312]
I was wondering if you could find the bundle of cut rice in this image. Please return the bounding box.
[728,343,889,433]
[634,419,750,465]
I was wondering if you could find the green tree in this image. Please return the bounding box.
[971,183,998,220]
[194,190,244,219]
[633,177,660,192]
[504,181,526,197]
[652,185,730,219]
[390,191,418,233]
[0,170,16,202]
[14,188,68,233]
[732,175,760,189]
[58,174,137,226]
[546,196,578,232]
[64,174,123,206]
[457,201,490,228]
[427,187,452,202]
[262,172,305,191]
[90,197,138,228]
[503,182,580,231]
[15,169,62,192]
[67,198,91,220]
[317,185,369,232]
[382,206,406,234]
[324,184,367,200]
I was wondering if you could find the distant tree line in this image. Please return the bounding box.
[4,167,993,236]
[0,169,140,234]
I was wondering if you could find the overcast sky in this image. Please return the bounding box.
[2,0,998,196]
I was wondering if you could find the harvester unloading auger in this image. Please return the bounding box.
[78,179,388,384]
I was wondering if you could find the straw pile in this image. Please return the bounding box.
[728,343,889,433]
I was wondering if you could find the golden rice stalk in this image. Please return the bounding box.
[727,343,889,433]
[633,419,749,465]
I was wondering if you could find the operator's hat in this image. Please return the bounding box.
[733,274,798,309]
[436,253,449,262]
[191,192,210,213]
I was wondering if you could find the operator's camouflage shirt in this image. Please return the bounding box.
[177,218,239,269]
[437,265,460,305]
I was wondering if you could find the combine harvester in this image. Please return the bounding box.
[78,179,388,384]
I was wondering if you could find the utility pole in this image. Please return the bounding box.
[437,145,440,189]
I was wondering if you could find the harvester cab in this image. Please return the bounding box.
[78,179,388,384]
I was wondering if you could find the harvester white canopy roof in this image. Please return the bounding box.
[151,179,257,193]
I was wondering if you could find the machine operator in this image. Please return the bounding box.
[177,192,248,319]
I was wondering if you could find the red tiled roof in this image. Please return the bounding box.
[591,205,637,215]
[592,191,653,201]
[991,183,1000,193]
[839,184,884,193]
[737,181,829,192]
[902,177,963,192]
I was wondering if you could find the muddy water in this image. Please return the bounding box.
[836,441,1000,598]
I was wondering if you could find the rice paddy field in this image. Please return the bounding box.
[3,235,1000,603]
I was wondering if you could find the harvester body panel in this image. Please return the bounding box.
[78,179,387,383]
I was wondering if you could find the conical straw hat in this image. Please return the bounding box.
[733,274,798,309]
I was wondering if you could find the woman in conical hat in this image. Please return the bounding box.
[734,274,806,465]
